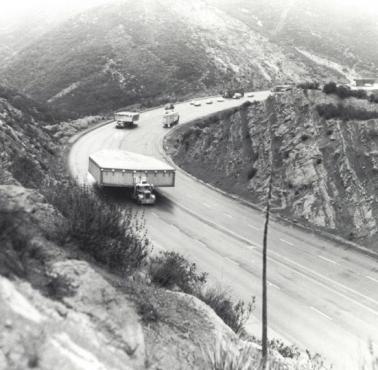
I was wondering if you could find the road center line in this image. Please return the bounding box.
[268,281,280,290]
[280,238,294,246]
[318,255,339,265]
[366,275,378,284]
[169,198,378,314]
[203,202,212,208]
[249,224,261,231]
[310,306,332,321]
[223,213,233,219]
[224,257,239,266]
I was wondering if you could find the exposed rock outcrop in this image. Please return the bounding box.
[167,89,378,248]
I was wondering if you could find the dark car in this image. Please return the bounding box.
[165,103,175,110]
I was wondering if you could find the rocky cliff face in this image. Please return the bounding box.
[167,90,378,248]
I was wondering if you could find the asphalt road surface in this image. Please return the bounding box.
[69,92,378,369]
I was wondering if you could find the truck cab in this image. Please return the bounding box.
[133,179,156,205]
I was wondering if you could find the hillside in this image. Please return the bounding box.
[0,0,344,116]
[166,89,378,248]
[210,0,378,79]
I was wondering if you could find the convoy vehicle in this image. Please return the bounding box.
[165,103,175,110]
[206,100,213,104]
[217,97,225,102]
[162,111,180,128]
[222,88,245,99]
[233,92,242,99]
[271,85,292,93]
[88,150,175,205]
[246,93,254,98]
[115,112,140,128]
[192,101,201,106]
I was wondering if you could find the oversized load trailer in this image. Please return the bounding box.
[89,150,175,187]
[115,112,140,128]
[88,150,175,204]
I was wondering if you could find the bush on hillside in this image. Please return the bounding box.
[43,180,148,273]
[297,81,320,90]
[323,81,370,101]
[10,156,44,188]
[316,103,378,121]
[369,94,378,104]
[200,287,255,334]
[149,251,255,334]
[323,82,337,95]
[149,251,207,294]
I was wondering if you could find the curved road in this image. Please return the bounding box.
[69,93,378,369]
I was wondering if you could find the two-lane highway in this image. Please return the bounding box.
[69,92,378,369]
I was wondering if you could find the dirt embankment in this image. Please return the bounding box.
[167,89,378,248]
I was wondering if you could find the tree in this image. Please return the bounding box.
[323,81,337,95]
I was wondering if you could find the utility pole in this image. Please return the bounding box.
[261,174,272,368]
[261,107,274,369]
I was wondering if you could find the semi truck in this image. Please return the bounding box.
[88,150,175,205]
[115,112,140,128]
[162,111,180,128]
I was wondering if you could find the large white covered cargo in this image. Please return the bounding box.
[88,150,175,187]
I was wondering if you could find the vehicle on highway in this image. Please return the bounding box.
[88,150,175,205]
[233,92,243,99]
[115,111,140,128]
[162,111,180,128]
[246,93,254,98]
[206,100,213,104]
[192,101,201,106]
[222,88,245,99]
[164,103,175,110]
[271,85,292,93]
[217,97,224,102]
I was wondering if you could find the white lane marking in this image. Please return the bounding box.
[171,199,378,314]
[246,245,256,250]
[224,257,239,266]
[280,238,294,246]
[366,275,378,284]
[268,281,280,290]
[150,212,159,218]
[249,224,262,231]
[310,306,333,321]
[318,255,339,265]
[203,202,212,208]
[224,213,233,219]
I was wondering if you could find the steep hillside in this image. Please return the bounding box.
[167,89,378,248]
[210,0,378,78]
[1,0,343,116]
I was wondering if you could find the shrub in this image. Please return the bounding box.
[369,94,378,104]
[149,251,207,294]
[42,180,148,273]
[10,156,44,188]
[200,287,255,334]
[247,167,257,180]
[297,81,320,90]
[316,103,378,121]
[323,82,337,95]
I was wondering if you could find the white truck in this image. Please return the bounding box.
[115,112,140,128]
[88,150,175,205]
[162,111,180,128]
